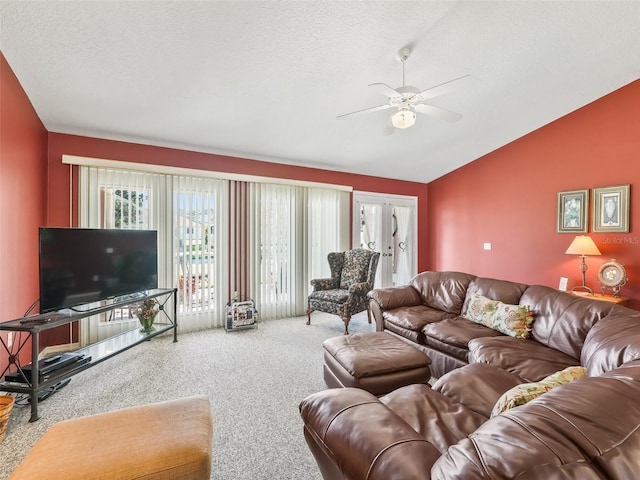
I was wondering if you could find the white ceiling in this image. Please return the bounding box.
[2,1,639,183]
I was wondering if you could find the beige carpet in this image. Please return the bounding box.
[0,312,375,479]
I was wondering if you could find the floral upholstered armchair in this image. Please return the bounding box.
[306,248,380,335]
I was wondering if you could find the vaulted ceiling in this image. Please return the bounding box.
[2,1,639,183]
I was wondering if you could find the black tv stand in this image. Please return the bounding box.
[0,288,177,422]
[28,378,71,403]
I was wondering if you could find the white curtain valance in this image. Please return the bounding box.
[64,154,352,192]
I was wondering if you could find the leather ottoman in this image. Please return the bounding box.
[323,332,431,396]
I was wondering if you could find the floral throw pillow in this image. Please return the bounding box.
[465,293,499,327]
[491,366,587,417]
[491,303,534,339]
[464,293,534,339]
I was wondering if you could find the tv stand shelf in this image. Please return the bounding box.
[0,288,177,422]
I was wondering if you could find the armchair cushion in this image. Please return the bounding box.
[308,289,350,303]
[339,249,371,289]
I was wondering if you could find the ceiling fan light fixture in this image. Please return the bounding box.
[391,108,416,129]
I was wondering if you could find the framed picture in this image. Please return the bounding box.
[557,189,588,233]
[592,184,630,233]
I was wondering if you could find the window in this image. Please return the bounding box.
[78,161,349,338]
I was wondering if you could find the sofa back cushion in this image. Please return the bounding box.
[581,308,640,375]
[410,271,476,315]
[462,277,528,315]
[521,285,617,360]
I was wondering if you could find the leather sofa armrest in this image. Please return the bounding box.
[367,285,422,310]
[310,277,340,291]
[300,388,441,480]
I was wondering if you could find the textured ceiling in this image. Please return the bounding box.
[2,1,640,183]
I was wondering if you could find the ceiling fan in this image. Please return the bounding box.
[338,47,474,133]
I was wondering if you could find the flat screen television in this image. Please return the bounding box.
[39,227,158,313]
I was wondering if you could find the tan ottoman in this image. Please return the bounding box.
[9,395,213,480]
[323,332,431,396]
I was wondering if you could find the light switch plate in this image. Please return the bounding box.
[559,277,569,291]
[483,243,491,250]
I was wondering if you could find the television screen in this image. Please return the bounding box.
[39,228,158,313]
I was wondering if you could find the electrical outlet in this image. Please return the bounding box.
[7,332,13,348]
[483,242,492,251]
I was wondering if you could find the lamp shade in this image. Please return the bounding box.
[391,108,416,129]
[565,235,601,256]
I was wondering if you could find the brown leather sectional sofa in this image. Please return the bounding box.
[299,271,640,479]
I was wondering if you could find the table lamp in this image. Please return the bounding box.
[565,235,601,293]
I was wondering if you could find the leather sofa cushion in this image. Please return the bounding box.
[432,363,524,418]
[522,285,617,359]
[581,309,640,375]
[380,384,487,455]
[410,271,476,314]
[384,321,424,345]
[469,336,577,382]
[461,277,528,316]
[383,305,456,333]
[432,366,640,479]
[423,317,503,360]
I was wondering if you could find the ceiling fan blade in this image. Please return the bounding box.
[368,82,402,98]
[337,103,393,119]
[414,103,463,123]
[416,75,476,101]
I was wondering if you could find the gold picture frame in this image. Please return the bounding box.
[592,185,630,233]
[557,189,588,233]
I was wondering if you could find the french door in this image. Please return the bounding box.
[353,192,417,288]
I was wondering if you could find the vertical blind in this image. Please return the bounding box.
[79,163,349,335]
[308,188,350,283]
[172,175,228,329]
[248,183,306,319]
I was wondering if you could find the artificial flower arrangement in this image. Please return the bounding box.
[135,298,159,333]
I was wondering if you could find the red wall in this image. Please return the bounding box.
[0,52,48,366]
[427,79,640,308]
[47,133,430,272]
